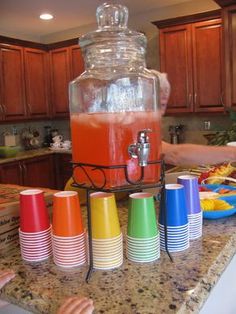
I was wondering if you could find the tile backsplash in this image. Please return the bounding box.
[162,114,232,144]
[0,113,232,148]
[0,120,71,147]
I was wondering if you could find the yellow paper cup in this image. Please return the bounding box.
[90,192,121,239]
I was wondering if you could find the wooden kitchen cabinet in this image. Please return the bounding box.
[49,47,71,118]
[49,45,84,118]
[55,153,72,190]
[70,45,84,80]
[0,44,50,122]
[0,44,27,121]
[24,47,51,119]
[222,4,236,109]
[0,37,85,122]
[23,155,55,188]
[159,18,224,114]
[0,160,22,185]
[0,155,56,189]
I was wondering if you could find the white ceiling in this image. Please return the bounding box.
[0,0,198,40]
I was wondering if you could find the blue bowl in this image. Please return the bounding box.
[203,206,236,219]
[199,184,236,219]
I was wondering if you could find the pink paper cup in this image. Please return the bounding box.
[20,189,50,232]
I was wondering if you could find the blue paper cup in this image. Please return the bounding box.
[159,184,188,227]
[177,175,201,214]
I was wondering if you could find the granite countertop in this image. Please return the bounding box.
[0,148,72,164]
[1,200,236,314]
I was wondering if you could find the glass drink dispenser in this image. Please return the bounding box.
[69,3,162,188]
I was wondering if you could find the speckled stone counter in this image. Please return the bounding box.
[0,148,71,164]
[1,203,236,314]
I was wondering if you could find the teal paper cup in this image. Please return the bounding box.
[128,192,158,238]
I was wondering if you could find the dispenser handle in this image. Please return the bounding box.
[137,129,152,144]
[128,129,152,166]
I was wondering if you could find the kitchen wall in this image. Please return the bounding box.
[0,120,71,147]
[1,0,228,147]
[162,114,232,144]
[0,112,233,148]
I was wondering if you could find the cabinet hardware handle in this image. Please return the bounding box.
[194,93,197,104]
[188,94,192,106]
[0,104,4,115]
[27,103,32,114]
[23,164,27,176]
[1,104,6,114]
[19,164,23,182]
[220,92,225,107]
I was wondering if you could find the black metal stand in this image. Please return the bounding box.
[71,159,172,282]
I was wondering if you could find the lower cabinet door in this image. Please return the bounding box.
[55,153,72,190]
[23,155,56,189]
[0,154,59,189]
[0,161,23,185]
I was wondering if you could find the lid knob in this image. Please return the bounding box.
[96,3,128,30]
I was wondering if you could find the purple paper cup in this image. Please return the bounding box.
[177,175,201,215]
[159,184,188,227]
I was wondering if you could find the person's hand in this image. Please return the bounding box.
[57,296,94,314]
[0,270,15,289]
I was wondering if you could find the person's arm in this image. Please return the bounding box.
[162,141,236,166]
[0,270,15,289]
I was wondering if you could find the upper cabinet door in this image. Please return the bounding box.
[24,48,50,118]
[222,4,236,109]
[159,24,194,113]
[70,45,85,80]
[159,17,223,114]
[192,19,224,112]
[0,44,27,120]
[50,47,71,117]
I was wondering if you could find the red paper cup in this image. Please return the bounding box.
[20,189,50,232]
[21,246,52,254]
[19,225,51,236]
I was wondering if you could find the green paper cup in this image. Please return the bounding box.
[128,192,158,238]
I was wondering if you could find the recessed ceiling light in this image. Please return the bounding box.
[40,13,54,20]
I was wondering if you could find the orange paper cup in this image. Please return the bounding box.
[52,191,84,237]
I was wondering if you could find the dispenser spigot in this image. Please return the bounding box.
[128,129,152,166]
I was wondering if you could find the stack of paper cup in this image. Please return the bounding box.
[19,189,52,262]
[127,192,160,263]
[177,175,202,240]
[90,192,123,270]
[159,184,189,252]
[52,191,86,268]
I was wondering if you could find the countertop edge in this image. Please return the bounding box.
[178,233,236,314]
[0,148,72,164]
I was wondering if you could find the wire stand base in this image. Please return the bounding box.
[71,159,173,282]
